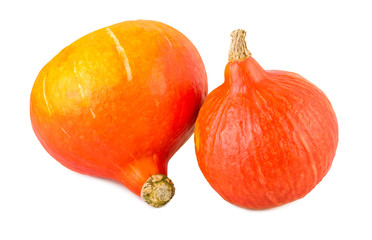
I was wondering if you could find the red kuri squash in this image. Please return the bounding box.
[194,29,338,209]
[30,20,208,207]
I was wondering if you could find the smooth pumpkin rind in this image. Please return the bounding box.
[31,20,208,196]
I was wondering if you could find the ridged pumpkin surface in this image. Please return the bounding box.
[30,20,208,197]
[195,30,338,209]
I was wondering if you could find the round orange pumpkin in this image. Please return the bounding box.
[194,30,338,209]
[30,20,208,207]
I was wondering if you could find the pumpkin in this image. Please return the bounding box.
[194,29,338,209]
[30,20,208,207]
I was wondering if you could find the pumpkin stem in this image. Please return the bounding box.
[228,29,252,62]
[141,174,175,207]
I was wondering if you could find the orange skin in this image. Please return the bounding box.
[30,20,208,196]
[195,57,338,209]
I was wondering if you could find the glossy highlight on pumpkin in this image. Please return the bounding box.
[30,20,208,207]
[194,29,338,209]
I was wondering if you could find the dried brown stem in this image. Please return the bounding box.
[228,29,252,62]
[141,174,175,208]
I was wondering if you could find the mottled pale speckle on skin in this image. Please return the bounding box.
[105,28,132,81]
[89,108,96,119]
[42,76,52,115]
[60,127,71,138]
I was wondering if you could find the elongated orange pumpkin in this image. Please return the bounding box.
[30,20,208,207]
[194,30,338,209]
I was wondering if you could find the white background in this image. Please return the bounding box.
[1,0,371,239]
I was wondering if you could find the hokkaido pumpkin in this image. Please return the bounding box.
[194,29,338,209]
[30,20,208,207]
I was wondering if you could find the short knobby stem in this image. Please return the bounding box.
[141,174,175,208]
[228,29,252,62]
